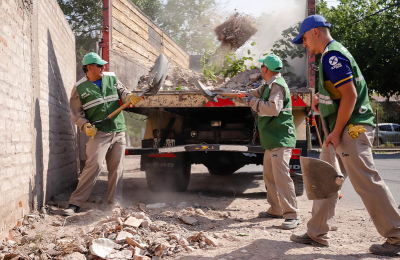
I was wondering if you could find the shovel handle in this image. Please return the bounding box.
[220,93,247,98]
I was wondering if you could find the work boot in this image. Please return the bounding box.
[281,219,301,230]
[258,212,283,219]
[369,242,400,257]
[290,233,328,247]
[63,204,80,216]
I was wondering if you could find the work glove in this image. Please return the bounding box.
[85,123,97,137]
[240,92,255,105]
[126,94,142,106]
[348,124,366,139]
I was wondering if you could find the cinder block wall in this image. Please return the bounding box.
[0,0,76,238]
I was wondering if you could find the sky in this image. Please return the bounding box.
[222,0,340,18]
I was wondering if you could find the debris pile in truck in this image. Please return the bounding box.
[214,12,258,51]
[136,65,305,95]
[1,203,240,260]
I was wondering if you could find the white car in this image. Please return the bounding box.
[375,123,400,146]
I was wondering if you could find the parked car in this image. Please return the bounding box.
[374,123,400,146]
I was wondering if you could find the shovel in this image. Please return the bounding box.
[195,80,246,102]
[91,53,170,128]
[300,113,345,200]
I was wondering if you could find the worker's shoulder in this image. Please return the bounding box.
[74,77,87,87]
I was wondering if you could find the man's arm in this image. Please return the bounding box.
[325,81,357,149]
[248,85,264,98]
[249,83,285,117]
[70,86,89,133]
[116,80,132,103]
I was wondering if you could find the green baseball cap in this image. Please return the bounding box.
[258,54,282,72]
[82,52,108,66]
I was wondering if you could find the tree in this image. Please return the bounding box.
[316,0,400,98]
[57,0,162,62]
[158,0,222,54]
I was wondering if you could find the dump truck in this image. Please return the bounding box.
[90,0,315,194]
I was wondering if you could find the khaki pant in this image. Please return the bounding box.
[69,131,126,207]
[264,147,299,219]
[307,125,400,246]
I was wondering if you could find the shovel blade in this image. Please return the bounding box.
[300,156,342,200]
[195,80,218,102]
[142,53,170,96]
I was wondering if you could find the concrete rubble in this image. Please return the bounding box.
[0,203,232,259]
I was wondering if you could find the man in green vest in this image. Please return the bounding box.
[63,52,141,216]
[242,54,301,230]
[290,15,400,256]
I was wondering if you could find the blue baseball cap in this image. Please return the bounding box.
[292,15,331,44]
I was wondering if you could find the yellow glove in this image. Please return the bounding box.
[126,94,142,106]
[85,123,97,137]
[348,124,366,139]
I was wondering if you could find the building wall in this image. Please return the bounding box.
[0,0,76,239]
[109,0,190,89]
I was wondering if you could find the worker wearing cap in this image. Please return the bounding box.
[242,54,301,230]
[290,15,400,256]
[63,52,141,216]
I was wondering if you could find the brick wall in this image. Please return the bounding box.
[0,0,76,239]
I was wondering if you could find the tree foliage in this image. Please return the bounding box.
[317,0,400,97]
[158,0,221,54]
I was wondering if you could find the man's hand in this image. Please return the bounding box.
[126,94,142,106]
[312,93,320,113]
[324,130,341,150]
[85,123,97,137]
[240,92,255,104]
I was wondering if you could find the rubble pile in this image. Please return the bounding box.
[0,203,237,260]
[214,13,258,51]
[136,65,305,95]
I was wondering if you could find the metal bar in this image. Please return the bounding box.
[307,0,316,89]
[125,144,265,155]
[102,0,111,72]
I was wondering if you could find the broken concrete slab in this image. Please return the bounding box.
[89,238,115,259]
[204,236,218,246]
[180,216,199,226]
[124,217,143,228]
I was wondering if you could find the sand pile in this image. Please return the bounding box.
[214,13,258,51]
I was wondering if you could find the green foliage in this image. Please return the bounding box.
[158,0,221,54]
[131,0,163,22]
[201,50,256,81]
[316,0,400,98]
[269,23,307,88]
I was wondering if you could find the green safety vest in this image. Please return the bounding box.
[318,41,374,132]
[76,72,126,132]
[257,77,297,150]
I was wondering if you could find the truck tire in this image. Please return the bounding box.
[264,173,304,197]
[206,163,243,176]
[290,173,304,196]
[145,154,191,192]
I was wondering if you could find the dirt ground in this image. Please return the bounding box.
[2,156,396,260]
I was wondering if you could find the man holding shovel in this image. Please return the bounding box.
[242,54,301,230]
[290,15,400,256]
[63,52,141,216]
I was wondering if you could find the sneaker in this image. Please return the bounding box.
[63,204,80,216]
[290,233,328,247]
[258,212,283,219]
[281,219,302,230]
[369,242,400,257]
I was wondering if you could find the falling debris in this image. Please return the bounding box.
[215,13,258,51]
